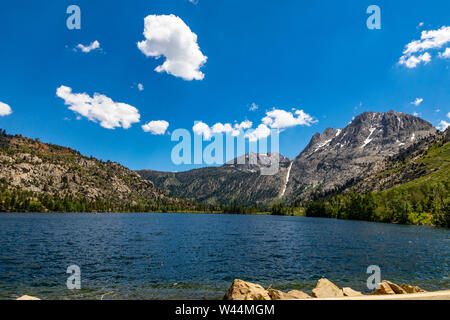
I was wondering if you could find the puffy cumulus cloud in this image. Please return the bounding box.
[0,102,12,116]
[411,98,424,106]
[193,120,254,140]
[56,85,140,130]
[142,120,169,135]
[437,120,449,131]
[190,110,316,142]
[403,26,450,55]
[262,108,316,129]
[137,83,144,91]
[439,47,450,58]
[399,52,431,68]
[212,123,240,136]
[234,120,253,130]
[399,26,450,68]
[76,40,101,53]
[193,121,212,140]
[244,124,271,142]
[137,14,207,81]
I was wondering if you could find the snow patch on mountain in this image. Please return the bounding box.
[313,139,332,153]
[361,128,376,149]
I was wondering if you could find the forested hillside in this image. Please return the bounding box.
[0,129,198,213]
[305,128,450,227]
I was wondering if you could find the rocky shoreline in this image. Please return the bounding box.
[223,278,430,300]
[13,278,446,300]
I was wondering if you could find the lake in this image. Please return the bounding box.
[0,213,448,299]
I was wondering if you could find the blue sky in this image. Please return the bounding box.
[0,0,449,171]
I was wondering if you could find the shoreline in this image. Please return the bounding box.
[1,210,445,229]
[224,279,450,301]
[8,278,450,301]
[317,290,450,300]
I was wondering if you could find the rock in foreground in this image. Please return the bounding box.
[224,280,310,300]
[370,280,426,295]
[268,289,311,300]
[16,295,40,300]
[400,284,427,294]
[224,278,429,300]
[312,278,344,298]
[224,279,271,300]
[342,287,364,297]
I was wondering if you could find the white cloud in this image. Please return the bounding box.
[437,120,450,131]
[56,85,140,130]
[192,110,315,142]
[439,47,450,58]
[399,26,450,68]
[76,40,101,53]
[193,121,212,140]
[249,103,258,111]
[399,52,431,68]
[0,102,12,116]
[412,112,420,117]
[447,112,450,118]
[193,120,254,140]
[137,14,207,81]
[137,83,144,91]
[403,26,450,55]
[211,123,240,136]
[244,124,271,142]
[262,108,316,129]
[411,98,424,106]
[142,120,169,135]
[234,120,253,130]
[417,22,424,28]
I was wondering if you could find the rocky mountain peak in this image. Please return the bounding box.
[286,111,437,202]
[300,111,436,159]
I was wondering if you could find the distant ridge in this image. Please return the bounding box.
[138,153,292,206]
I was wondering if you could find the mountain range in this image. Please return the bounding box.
[138,111,438,205]
[0,110,448,221]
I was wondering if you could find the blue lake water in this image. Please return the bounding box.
[0,213,448,299]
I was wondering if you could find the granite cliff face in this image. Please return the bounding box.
[283,111,437,202]
[345,127,449,195]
